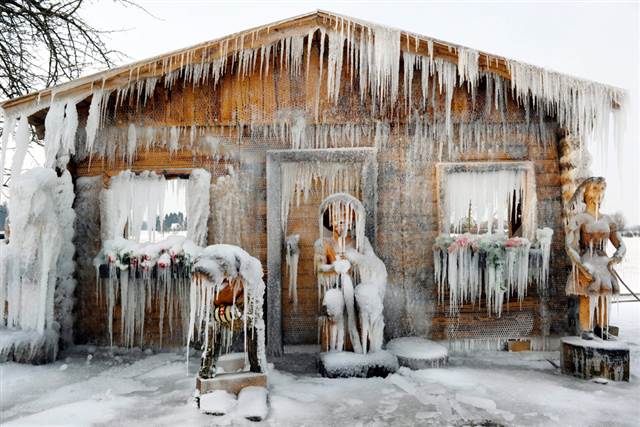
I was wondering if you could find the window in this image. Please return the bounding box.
[137,177,188,243]
[437,162,536,239]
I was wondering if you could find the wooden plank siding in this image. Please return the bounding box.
[71,31,570,349]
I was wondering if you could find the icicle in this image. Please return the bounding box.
[507,60,624,148]
[534,227,553,291]
[43,101,66,168]
[127,123,137,164]
[0,112,16,202]
[457,47,480,99]
[443,168,525,234]
[186,169,211,246]
[85,90,105,158]
[285,234,300,309]
[11,116,30,176]
[368,25,401,108]
[327,30,345,103]
[433,59,457,155]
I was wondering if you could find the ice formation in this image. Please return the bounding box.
[0,11,628,364]
[443,168,526,235]
[100,170,167,241]
[43,99,79,169]
[321,287,344,351]
[186,169,211,246]
[0,168,75,361]
[100,168,209,244]
[281,163,361,233]
[315,193,388,354]
[386,337,449,368]
[0,11,626,185]
[318,192,366,253]
[433,229,553,316]
[209,167,245,245]
[199,390,237,415]
[355,282,384,354]
[319,350,399,378]
[532,227,553,292]
[285,234,300,308]
[94,235,193,348]
[507,61,624,146]
[348,238,388,353]
[11,115,30,175]
[188,244,267,372]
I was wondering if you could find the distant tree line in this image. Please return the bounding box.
[141,211,186,231]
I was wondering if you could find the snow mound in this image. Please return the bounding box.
[319,350,399,378]
[236,386,269,421]
[322,288,344,318]
[333,259,351,274]
[199,390,237,415]
[386,337,448,369]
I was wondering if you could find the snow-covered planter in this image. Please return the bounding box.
[434,229,553,316]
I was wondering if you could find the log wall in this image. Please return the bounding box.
[71,34,571,349]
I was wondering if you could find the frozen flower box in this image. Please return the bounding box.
[433,228,552,317]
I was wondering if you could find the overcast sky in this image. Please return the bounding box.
[77,0,639,222]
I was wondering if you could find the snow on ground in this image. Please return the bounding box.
[2,309,638,427]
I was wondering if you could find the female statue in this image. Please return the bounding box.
[565,177,626,335]
[315,193,387,354]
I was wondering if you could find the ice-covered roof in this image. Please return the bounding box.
[0,9,625,156]
[1,10,623,110]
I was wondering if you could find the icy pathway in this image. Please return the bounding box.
[1,313,639,427]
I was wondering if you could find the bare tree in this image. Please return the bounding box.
[0,0,145,99]
[0,0,146,197]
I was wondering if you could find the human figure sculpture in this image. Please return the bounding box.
[192,249,264,379]
[315,193,387,354]
[565,177,626,336]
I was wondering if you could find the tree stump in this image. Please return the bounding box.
[560,336,630,382]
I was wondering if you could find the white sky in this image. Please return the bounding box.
[74,1,636,224]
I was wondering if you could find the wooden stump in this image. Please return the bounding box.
[560,336,630,382]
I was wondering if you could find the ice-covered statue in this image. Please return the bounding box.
[565,177,626,335]
[315,193,387,354]
[188,244,267,379]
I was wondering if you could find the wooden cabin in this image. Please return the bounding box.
[0,10,625,357]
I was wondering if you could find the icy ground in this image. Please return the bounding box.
[1,302,638,427]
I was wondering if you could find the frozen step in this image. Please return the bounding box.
[199,390,237,415]
[196,371,268,396]
[236,386,269,421]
